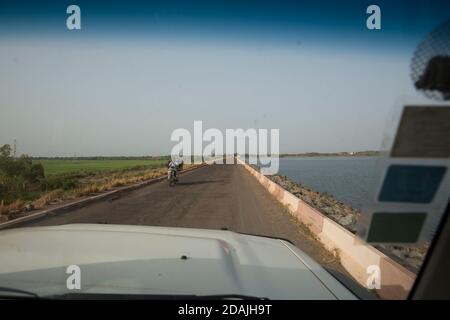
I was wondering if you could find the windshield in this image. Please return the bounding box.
[0,0,449,301]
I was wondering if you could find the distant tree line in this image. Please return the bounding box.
[31,155,171,160]
[278,150,380,158]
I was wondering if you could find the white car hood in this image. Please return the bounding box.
[0,224,356,299]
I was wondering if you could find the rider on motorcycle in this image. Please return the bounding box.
[167,158,183,181]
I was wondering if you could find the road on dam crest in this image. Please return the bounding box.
[12,164,345,273]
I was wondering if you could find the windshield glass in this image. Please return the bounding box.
[0,0,449,300]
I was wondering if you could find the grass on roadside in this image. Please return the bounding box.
[0,164,197,219]
[36,159,167,176]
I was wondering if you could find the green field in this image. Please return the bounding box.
[35,159,167,175]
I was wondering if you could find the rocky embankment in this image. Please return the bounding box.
[269,175,360,232]
[268,174,427,272]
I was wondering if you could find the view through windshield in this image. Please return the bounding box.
[0,0,449,303]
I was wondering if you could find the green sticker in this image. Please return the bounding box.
[366,212,427,243]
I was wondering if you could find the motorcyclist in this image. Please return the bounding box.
[167,158,182,181]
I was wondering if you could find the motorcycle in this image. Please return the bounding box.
[168,166,178,186]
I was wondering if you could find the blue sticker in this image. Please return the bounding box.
[379,165,446,203]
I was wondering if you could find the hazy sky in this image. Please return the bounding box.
[0,0,449,156]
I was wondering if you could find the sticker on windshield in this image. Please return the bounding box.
[358,103,450,244]
[378,164,446,203]
[391,106,450,158]
[366,212,427,243]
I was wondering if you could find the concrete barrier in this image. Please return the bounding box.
[236,158,415,300]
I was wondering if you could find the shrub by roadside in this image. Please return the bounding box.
[40,174,79,191]
[0,144,45,204]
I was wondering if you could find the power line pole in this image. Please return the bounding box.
[13,139,17,158]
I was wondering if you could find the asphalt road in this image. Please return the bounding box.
[13,164,345,272]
